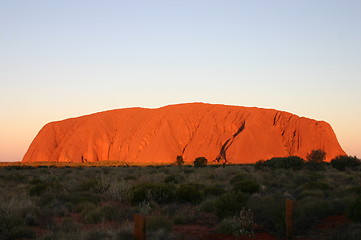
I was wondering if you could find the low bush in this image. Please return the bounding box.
[217,208,255,237]
[60,218,79,233]
[164,174,184,184]
[330,223,361,240]
[347,185,361,195]
[77,180,99,192]
[307,149,326,163]
[8,227,36,239]
[232,180,260,194]
[6,226,36,239]
[75,202,97,214]
[194,157,207,168]
[347,197,361,222]
[295,198,334,233]
[254,156,305,170]
[172,213,196,225]
[176,184,203,203]
[130,183,175,204]
[85,231,112,240]
[204,185,226,196]
[331,155,361,171]
[298,190,325,199]
[175,155,184,166]
[81,204,121,224]
[303,181,330,191]
[212,192,249,218]
[217,216,242,235]
[147,215,173,232]
[81,209,104,224]
[229,174,247,185]
[305,161,325,171]
[246,194,285,237]
[28,181,49,196]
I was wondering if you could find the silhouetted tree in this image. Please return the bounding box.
[331,155,361,171]
[306,149,326,171]
[306,149,326,163]
[194,157,207,168]
[176,155,184,166]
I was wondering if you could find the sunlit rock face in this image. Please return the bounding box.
[22,103,345,164]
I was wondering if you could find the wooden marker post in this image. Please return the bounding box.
[286,198,294,239]
[134,214,146,240]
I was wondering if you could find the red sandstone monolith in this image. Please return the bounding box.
[22,103,346,164]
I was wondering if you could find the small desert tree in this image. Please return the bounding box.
[306,149,326,170]
[331,155,361,171]
[306,149,326,163]
[175,155,184,166]
[194,157,207,168]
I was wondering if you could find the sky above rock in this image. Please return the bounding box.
[0,0,360,161]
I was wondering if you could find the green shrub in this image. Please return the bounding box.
[173,214,196,225]
[130,183,175,204]
[254,160,265,170]
[305,161,325,171]
[60,218,79,233]
[232,180,260,194]
[66,192,101,205]
[0,215,23,235]
[246,194,285,237]
[176,184,203,203]
[295,198,334,233]
[28,179,63,196]
[147,215,173,232]
[217,216,242,235]
[331,223,361,240]
[124,175,136,181]
[212,192,249,218]
[81,204,120,224]
[307,149,326,163]
[7,226,36,239]
[347,197,361,222]
[75,202,97,214]
[331,155,361,171]
[98,205,119,220]
[298,190,325,199]
[254,156,305,170]
[303,181,330,191]
[78,180,99,191]
[347,186,361,195]
[183,168,194,174]
[164,174,184,184]
[229,174,246,185]
[85,231,112,240]
[28,181,48,196]
[193,157,207,168]
[217,208,255,237]
[204,185,226,196]
[199,199,217,213]
[81,209,104,224]
[175,155,184,166]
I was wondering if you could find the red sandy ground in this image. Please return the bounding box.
[29,212,350,240]
[173,215,351,240]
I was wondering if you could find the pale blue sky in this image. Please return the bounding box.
[1,0,360,161]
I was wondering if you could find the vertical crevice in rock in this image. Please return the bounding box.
[273,111,280,126]
[215,121,246,163]
[180,107,213,158]
[108,127,118,161]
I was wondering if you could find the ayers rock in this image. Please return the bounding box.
[23,103,345,164]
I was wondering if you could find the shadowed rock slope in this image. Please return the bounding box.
[23,103,345,164]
